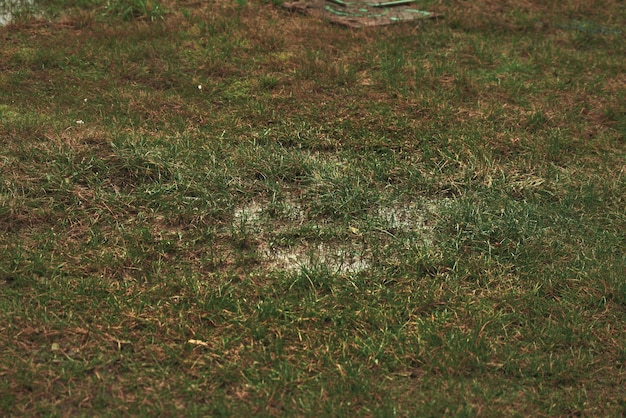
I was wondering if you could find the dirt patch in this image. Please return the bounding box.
[232,197,450,274]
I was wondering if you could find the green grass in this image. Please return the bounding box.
[1,0,625,415]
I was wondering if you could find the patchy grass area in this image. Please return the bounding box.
[1,0,624,415]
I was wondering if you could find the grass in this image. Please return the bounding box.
[0,0,625,415]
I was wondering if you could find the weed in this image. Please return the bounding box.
[104,0,166,21]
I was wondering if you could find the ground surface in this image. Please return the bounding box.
[0,0,625,415]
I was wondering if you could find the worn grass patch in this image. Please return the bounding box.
[1,0,625,415]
